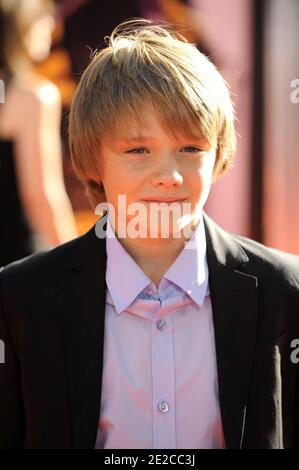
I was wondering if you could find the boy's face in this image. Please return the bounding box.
[99,109,216,239]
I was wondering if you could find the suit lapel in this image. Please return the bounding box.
[61,219,107,448]
[203,212,259,448]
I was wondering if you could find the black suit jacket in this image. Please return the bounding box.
[0,212,299,449]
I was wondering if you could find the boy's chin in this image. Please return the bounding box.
[125,218,197,240]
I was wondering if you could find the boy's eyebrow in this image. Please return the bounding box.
[118,136,155,143]
[118,135,207,144]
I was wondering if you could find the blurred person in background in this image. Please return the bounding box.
[0,0,77,266]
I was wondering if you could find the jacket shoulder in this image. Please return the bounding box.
[0,232,88,293]
[232,233,299,291]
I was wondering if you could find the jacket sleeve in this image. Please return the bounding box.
[0,268,25,448]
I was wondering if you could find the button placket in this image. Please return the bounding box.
[151,314,176,448]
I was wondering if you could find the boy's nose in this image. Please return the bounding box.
[150,169,183,188]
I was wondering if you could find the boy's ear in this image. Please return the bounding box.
[211,156,221,181]
[211,162,225,184]
[221,159,229,172]
[213,150,230,180]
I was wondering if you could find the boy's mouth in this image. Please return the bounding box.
[142,197,188,203]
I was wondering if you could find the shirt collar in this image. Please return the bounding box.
[105,213,209,314]
[105,216,152,314]
[162,214,209,306]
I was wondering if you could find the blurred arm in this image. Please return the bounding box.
[13,81,78,247]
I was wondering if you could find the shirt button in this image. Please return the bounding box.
[158,400,169,413]
[145,289,153,297]
[156,319,166,330]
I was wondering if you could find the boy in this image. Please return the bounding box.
[0,18,299,449]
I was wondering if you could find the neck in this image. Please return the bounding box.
[110,216,201,288]
[119,235,186,287]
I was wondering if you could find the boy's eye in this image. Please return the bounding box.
[126,147,149,154]
[180,146,203,153]
[125,146,204,155]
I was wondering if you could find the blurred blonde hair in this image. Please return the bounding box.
[69,18,237,208]
[0,0,54,74]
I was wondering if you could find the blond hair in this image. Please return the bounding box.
[69,18,236,208]
[0,0,54,74]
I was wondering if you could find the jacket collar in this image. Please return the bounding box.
[203,212,258,448]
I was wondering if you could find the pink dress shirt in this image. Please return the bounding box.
[95,214,225,449]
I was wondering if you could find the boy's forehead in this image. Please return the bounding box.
[103,100,211,141]
[101,104,212,147]
[109,121,206,144]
